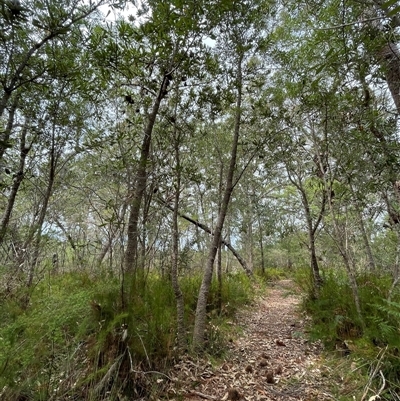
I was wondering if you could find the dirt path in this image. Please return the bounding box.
[165,280,334,401]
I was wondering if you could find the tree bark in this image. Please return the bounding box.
[171,115,186,351]
[27,138,58,288]
[353,197,376,272]
[192,54,244,349]
[367,1,400,114]
[0,120,30,244]
[287,171,325,294]
[124,78,168,273]
[0,94,19,162]
[159,199,252,276]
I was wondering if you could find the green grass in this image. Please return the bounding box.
[294,266,400,399]
[0,268,257,400]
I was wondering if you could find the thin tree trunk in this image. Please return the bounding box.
[193,54,243,349]
[159,199,252,276]
[124,78,168,273]
[171,116,185,351]
[287,172,324,294]
[259,235,265,274]
[326,183,364,324]
[354,202,376,272]
[0,94,19,162]
[27,145,57,288]
[97,202,128,266]
[217,162,224,314]
[52,216,84,267]
[0,120,30,243]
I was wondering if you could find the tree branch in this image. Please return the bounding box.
[158,197,253,277]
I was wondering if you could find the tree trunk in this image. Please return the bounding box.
[171,118,186,351]
[192,54,243,349]
[217,162,224,314]
[159,199,252,276]
[355,203,376,272]
[367,1,400,114]
[0,94,19,162]
[287,171,324,294]
[259,234,265,274]
[326,184,364,324]
[124,78,168,273]
[27,143,58,288]
[0,120,30,243]
[377,42,400,114]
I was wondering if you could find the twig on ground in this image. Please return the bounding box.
[185,391,218,400]
[361,347,388,401]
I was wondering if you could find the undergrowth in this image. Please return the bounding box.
[0,268,255,401]
[294,266,400,400]
[254,266,289,282]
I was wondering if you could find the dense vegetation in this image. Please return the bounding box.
[2,0,400,399]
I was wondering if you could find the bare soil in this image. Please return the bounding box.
[164,280,335,401]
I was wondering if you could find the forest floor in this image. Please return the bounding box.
[164,280,344,401]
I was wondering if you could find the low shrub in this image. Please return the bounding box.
[296,267,400,398]
[0,268,257,400]
[255,266,289,282]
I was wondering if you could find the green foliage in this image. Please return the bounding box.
[0,272,104,399]
[298,269,363,347]
[0,269,256,400]
[293,266,315,298]
[299,269,400,396]
[255,266,289,282]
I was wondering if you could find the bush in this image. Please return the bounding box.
[255,266,289,282]
[297,268,400,398]
[0,268,258,400]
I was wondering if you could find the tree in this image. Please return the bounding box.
[193,0,270,349]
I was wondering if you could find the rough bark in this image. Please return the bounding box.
[0,94,19,162]
[124,78,168,273]
[192,54,243,349]
[0,120,30,244]
[368,0,400,114]
[27,141,58,288]
[171,118,186,351]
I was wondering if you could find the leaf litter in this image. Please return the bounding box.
[164,280,335,401]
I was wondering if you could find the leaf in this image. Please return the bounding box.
[325,48,334,59]
[314,63,325,75]
[382,0,398,9]
[388,5,400,16]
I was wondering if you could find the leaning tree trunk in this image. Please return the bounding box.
[124,77,168,273]
[27,144,58,288]
[287,170,325,295]
[0,119,30,244]
[192,54,243,349]
[159,199,253,276]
